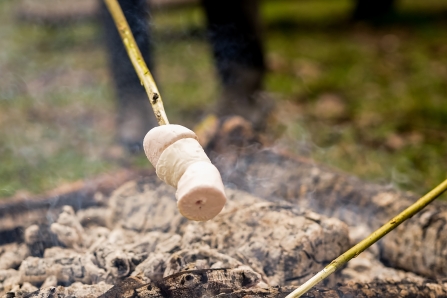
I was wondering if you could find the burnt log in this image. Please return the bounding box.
[212,148,447,279]
[215,279,447,298]
[1,178,446,297]
[22,281,447,298]
[0,169,142,245]
[2,122,447,297]
[27,269,447,298]
[106,182,351,286]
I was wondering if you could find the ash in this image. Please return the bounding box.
[0,177,445,297]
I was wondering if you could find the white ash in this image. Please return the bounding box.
[76,207,110,227]
[41,275,57,288]
[0,269,20,294]
[341,251,426,284]
[50,206,84,250]
[23,225,40,246]
[0,179,435,297]
[23,224,61,257]
[19,247,106,285]
[9,282,113,298]
[0,244,29,270]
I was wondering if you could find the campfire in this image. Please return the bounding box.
[1,138,447,297]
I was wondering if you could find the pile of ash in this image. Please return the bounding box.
[1,174,445,298]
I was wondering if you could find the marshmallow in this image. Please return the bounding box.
[143,124,227,221]
[176,161,226,221]
[143,124,197,167]
[156,138,211,187]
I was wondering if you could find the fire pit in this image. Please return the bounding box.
[1,141,447,297]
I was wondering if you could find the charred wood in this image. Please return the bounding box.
[1,140,447,297]
[35,270,447,298]
[106,182,350,286]
[0,170,142,245]
[212,149,447,279]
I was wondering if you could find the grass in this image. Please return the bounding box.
[0,0,446,199]
[262,1,447,194]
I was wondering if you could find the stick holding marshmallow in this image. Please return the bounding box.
[144,125,227,221]
[104,0,226,221]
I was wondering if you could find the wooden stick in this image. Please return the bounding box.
[286,178,447,298]
[103,0,169,125]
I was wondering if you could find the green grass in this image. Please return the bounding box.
[260,0,447,194]
[0,0,446,199]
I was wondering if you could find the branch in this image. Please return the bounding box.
[103,0,169,126]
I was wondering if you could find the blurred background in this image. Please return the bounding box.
[0,0,446,200]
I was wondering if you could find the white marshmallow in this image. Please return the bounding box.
[144,124,227,221]
[176,161,226,221]
[143,124,197,167]
[156,138,211,187]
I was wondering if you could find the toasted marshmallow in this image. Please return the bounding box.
[144,124,227,221]
[155,138,210,187]
[143,124,197,167]
[176,161,226,221]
